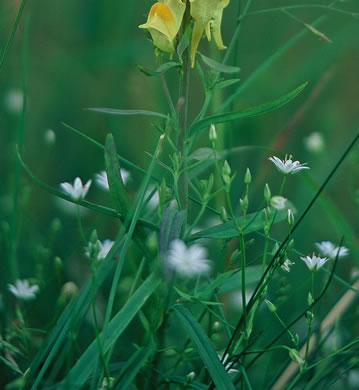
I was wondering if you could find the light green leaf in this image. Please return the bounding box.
[188,206,290,240]
[188,82,308,137]
[137,62,181,76]
[173,305,235,390]
[214,78,241,90]
[86,107,168,120]
[198,52,241,74]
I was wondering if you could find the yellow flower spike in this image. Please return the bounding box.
[139,0,186,55]
[189,0,230,67]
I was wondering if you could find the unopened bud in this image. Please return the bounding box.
[240,196,248,214]
[220,206,229,222]
[264,183,271,202]
[287,209,295,226]
[209,124,217,142]
[307,292,314,306]
[265,299,277,313]
[186,372,196,383]
[244,168,252,185]
[289,349,304,366]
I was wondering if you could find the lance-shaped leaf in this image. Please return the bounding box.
[104,134,130,217]
[188,82,308,138]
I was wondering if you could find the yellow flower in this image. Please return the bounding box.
[189,0,230,67]
[139,0,186,55]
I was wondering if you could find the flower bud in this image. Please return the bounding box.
[240,196,248,214]
[289,349,304,366]
[265,299,277,313]
[209,124,217,142]
[287,209,295,226]
[264,183,271,202]
[244,168,252,185]
[270,196,287,210]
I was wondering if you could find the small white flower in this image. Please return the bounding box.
[220,353,239,375]
[97,239,115,260]
[95,169,130,191]
[166,239,211,277]
[270,196,288,210]
[315,241,349,259]
[60,177,91,201]
[4,88,24,114]
[9,279,39,301]
[281,259,295,272]
[304,132,324,153]
[269,155,310,175]
[300,253,328,272]
[85,239,114,261]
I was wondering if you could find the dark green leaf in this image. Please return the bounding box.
[188,82,308,137]
[173,305,235,390]
[114,348,153,388]
[59,273,161,389]
[105,134,130,216]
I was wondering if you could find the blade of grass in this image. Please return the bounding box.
[59,273,160,389]
[173,305,236,390]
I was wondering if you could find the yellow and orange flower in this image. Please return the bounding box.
[139,0,186,55]
[189,0,230,67]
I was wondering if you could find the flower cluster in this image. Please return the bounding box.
[139,0,230,67]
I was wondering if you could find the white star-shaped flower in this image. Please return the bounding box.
[269,155,309,175]
[97,239,115,260]
[95,169,130,191]
[9,279,39,301]
[315,241,349,259]
[281,259,295,272]
[166,239,211,278]
[60,177,91,201]
[300,253,328,272]
[270,196,288,210]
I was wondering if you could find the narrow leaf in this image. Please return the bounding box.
[59,273,161,389]
[137,62,181,76]
[188,206,291,240]
[105,134,130,216]
[86,108,168,120]
[214,78,241,90]
[188,82,308,137]
[218,266,262,294]
[198,52,241,74]
[114,348,153,388]
[173,305,235,390]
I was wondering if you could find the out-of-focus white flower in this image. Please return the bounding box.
[97,239,115,260]
[85,239,114,261]
[315,241,349,259]
[281,259,295,272]
[229,289,253,310]
[300,253,328,272]
[4,88,24,114]
[60,177,91,201]
[8,279,39,301]
[145,186,160,208]
[304,132,324,153]
[44,129,56,145]
[269,155,309,175]
[95,169,130,191]
[166,239,211,277]
[270,196,288,210]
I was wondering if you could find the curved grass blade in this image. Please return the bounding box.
[16,147,158,231]
[86,107,169,120]
[188,82,307,137]
[188,206,290,241]
[58,273,161,389]
[173,305,235,390]
[0,0,28,73]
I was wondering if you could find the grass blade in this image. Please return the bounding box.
[173,305,235,390]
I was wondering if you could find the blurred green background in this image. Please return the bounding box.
[1,0,359,387]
